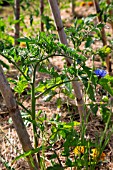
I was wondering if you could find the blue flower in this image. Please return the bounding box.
[94,69,107,78]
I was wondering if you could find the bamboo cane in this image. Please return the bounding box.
[93,0,110,73]
[107,0,113,32]
[14,0,20,45]
[71,0,75,16]
[0,65,39,170]
[40,0,44,31]
[48,0,86,123]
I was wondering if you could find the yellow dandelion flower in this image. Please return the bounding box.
[73,146,85,155]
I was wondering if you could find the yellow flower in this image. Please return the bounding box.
[100,152,106,161]
[20,42,26,48]
[90,148,99,160]
[90,148,106,161]
[80,2,86,7]
[88,1,94,7]
[73,146,85,155]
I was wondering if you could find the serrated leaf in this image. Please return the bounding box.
[35,83,46,93]
[14,80,28,94]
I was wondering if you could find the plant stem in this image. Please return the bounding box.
[17,101,31,115]
[35,79,77,99]
[1,53,30,81]
[100,112,111,148]
[31,63,40,166]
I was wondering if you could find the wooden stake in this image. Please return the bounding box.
[71,0,75,16]
[93,0,110,73]
[0,65,39,170]
[48,0,86,123]
[14,0,20,45]
[40,0,44,31]
[107,0,113,32]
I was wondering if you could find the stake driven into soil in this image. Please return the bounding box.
[93,0,110,74]
[0,64,38,170]
[48,0,86,123]
[107,0,113,32]
[14,0,20,45]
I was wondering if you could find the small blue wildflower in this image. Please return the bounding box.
[94,69,107,78]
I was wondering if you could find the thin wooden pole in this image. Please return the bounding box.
[40,0,44,31]
[107,0,113,32]
[93,0,110,73]
[71,0,75,16]
[14,0,20,45]
[48,0,86,123]
[0,65,39,170]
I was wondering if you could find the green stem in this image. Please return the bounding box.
[31,82,37,147]
[17,101,31,115]
[26,53,78,65]
[35,79,77,99]
[31,63,40,166]
[1,53,30,81]
[100,111,111,147]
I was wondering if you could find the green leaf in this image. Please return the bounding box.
[63,121,80,128]
[85,37,94,48]
[43,90,57,102]
[30,14,33,26]
[56,97,62,109]
[47,164,64,170]
[100,105,110,123]
[39,66,50,74]
[84,14,96,23]
[90,103,98,116]
[50,132,57,141]
[14,147,42,162]
[17,38,34,43]
[82,65,92,78]
[87,84,95,101]
[66,158,72,167]
[98,46,111,59]
[97,23,104,28]
[0,41,4,52]
[61,88,75,99]
[49,153,57,160]
[99,77,113,96]
[14,80,28,94]
[35,82,46,93]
